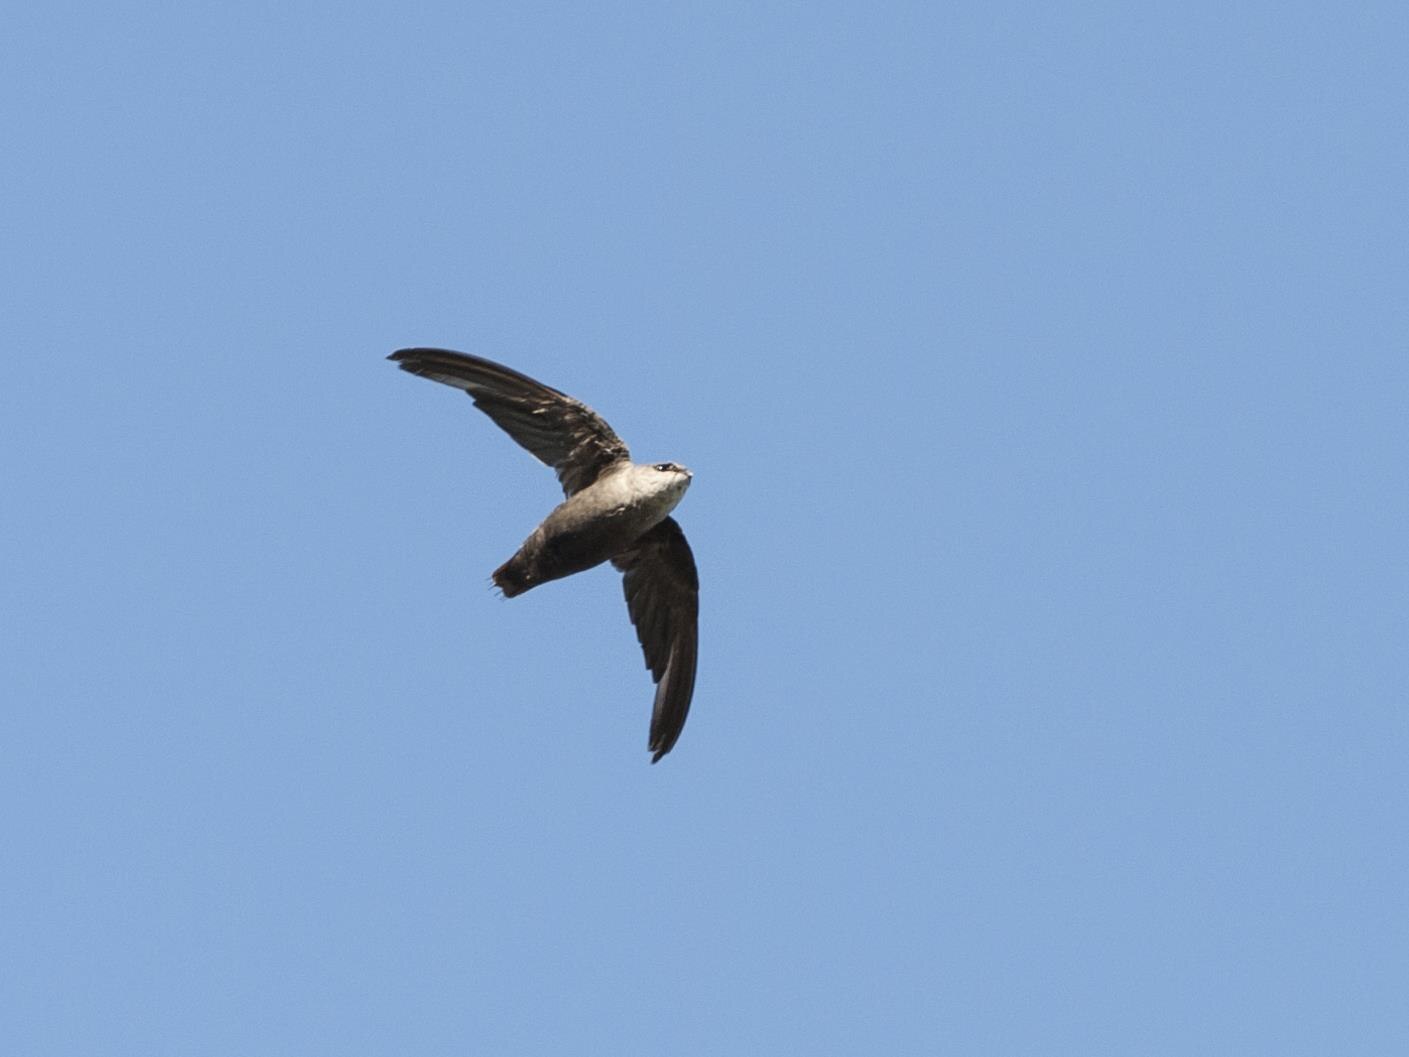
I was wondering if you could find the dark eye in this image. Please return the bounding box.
[654,463,673,472]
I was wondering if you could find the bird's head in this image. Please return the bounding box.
[651,461,693,495]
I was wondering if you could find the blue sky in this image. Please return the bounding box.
[3,2,1406,1053]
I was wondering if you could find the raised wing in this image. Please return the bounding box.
[389,348,631,495]
[611,517,699,762]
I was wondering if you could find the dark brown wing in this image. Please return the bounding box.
[611,518,699,763]
[389,348,631,496]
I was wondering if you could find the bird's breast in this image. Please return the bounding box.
[551,469,678,536]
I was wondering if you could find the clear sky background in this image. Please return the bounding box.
[3,3,1406,1054]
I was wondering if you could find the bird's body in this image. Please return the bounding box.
[493,462,691,597]
[388,347,699,762]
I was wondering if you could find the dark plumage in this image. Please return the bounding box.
[389,348,700,762]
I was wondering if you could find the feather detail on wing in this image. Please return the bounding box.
[389,348,631,495]
[612,517,699,762]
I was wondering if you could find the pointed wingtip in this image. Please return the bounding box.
[389,347,451,364]
[388,348,452,381]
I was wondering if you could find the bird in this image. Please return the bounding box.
[388,348,699,763]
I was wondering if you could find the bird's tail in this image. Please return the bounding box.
[491,555,532,598]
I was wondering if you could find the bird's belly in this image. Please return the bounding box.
[528,486,674,581]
